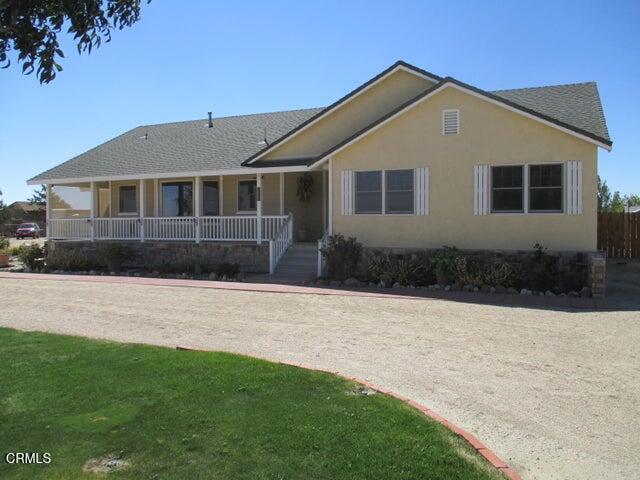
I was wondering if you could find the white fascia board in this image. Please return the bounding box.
[27,164,313,186]
[314,82,611,167]
[245,65,439,165]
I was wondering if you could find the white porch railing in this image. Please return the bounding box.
[94,218,141,240]
[48,215,290,243]
[48,218,91,240]
[269,213,293,274]
[317,231,330,277]
[145,217,196,240]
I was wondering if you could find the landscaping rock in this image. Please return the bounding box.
[473,287,479,292]
[208,272,218,280]
[462,284,473,292]
[316,279,328,287]
[580,286,591,298]
[444,285,451,291]
[379,274,392,288]
[89,270,96,276]
[329,280,342,288]
[480,285,492,293]
[520,288,528,295]
[343,277,359,287]
[306,272,319,284]
[568,291,580,297]
[507,287,518,295]
[368,282,377,288]
[495,285,506,294]
[392,282,401,289]
[450,282,462,292]
[489,286,496,294]
[545,290,556,297]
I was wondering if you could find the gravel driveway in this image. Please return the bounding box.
[1,276,638,480]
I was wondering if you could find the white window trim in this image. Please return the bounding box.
[236,179,257,214]
[442,109,460,135]
[117,183,138,215]
[489,163,567,215]
[159,179,194,217]
[353,169,418,216]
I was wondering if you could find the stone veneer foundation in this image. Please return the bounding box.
[46,240,270,273]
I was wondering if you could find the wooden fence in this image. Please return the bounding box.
[598,212,640,258]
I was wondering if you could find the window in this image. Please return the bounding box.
[442,109,459,135]
[355,171,382,214]
[529,164,563,212]
[203,181,220,216]
[119,185,137,214]
[238,180,257,212]
[162,182,193,216]
[491,166,523,212]
[386,169,414,214]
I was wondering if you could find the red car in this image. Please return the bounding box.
[16,223,41,239]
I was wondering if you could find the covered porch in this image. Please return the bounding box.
[43,168,329,273]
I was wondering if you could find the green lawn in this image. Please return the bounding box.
[0,328,503,479]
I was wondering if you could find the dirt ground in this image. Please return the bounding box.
[0,275,638,480]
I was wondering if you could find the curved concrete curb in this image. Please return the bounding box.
[176,345,522,480]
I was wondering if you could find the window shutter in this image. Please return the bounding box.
[565,161,583,215]
[415,167,429,215]
[474,165,489,215]
[442,109,460,135]
[341,170,353,215]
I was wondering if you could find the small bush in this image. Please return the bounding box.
[453,257,512,287]
[99,243,136,273]
[367,252,433,286]
[47,251,98,271]
[16,244,44,270]
[0,238,9,252]
[215,262,240,278]
[320,234,363,280]
[528,243,558,292]
[429,246,460,285]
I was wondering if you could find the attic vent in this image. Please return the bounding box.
[442,109,459,135]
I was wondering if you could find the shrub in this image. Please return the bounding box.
[429,246,460,285]
[367,252,433,286]
[528,243,558,292]
[99,243,136,273]
[47,251,98,271]
[215,262,240,278]
[16,243,44,270]
[453,256,512,287]
[0,238,9,252]
[320,234,363,280]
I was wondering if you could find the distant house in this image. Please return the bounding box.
[624,205,640,214]
[8,201,45,224]
[27,60,612,275]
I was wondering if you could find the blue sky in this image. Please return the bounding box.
[1,0,638,203]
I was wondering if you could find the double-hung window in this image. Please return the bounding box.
[386,169,414,214]
[354,169,415,215]
[202,181,220,216]
[238,180,257,212]
[119,185,137,214]
[355,171,382,214]
[491,166,524,213]
[529,164,563,212]
[491,164,564,213]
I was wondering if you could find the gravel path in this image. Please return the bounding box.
[1,277,638,480]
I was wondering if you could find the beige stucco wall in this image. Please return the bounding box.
[330,86,599,251]
[262,69,434,160]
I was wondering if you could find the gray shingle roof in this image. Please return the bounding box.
[29,67,611,183]
[30,108,323,182]
[491,82,610,143]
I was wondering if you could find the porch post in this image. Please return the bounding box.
[256,173,262,244]
[45,184,52,239]
[194,176,201,243]
[279,172,284,215]
[219,175,224,215]
[139,179,145,242]
[328,157,333,235]
[90,181,96,241]
[154,179,159,216]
